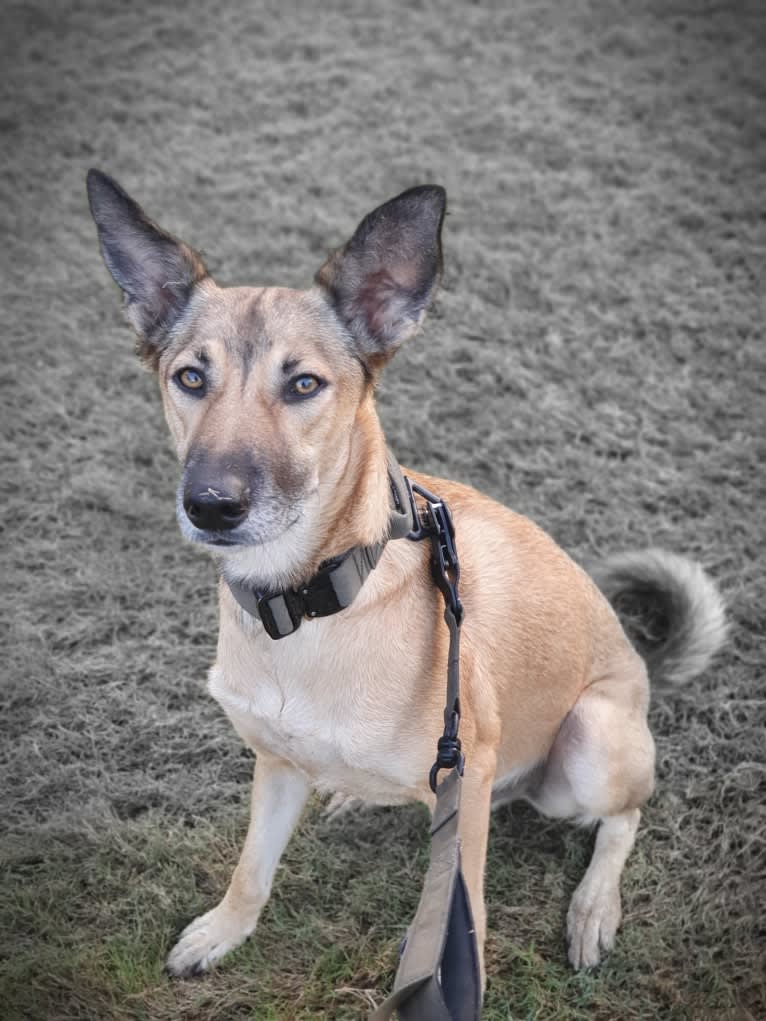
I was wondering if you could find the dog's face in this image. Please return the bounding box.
[157,284,368,583]
[87,171,445,586]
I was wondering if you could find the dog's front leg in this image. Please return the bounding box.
[454,744,497,994]
[166,751,310,976]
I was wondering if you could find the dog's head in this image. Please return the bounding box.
[87,170,445,587]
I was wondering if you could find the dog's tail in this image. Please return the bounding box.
[590,549,727,686]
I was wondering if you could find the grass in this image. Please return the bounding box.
[1,0,764,1018]
[2,801,761,1019]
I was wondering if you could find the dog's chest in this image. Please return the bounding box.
[208,617,427,802]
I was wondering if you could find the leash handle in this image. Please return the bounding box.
[369,772,482,1021]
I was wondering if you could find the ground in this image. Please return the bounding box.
[1,1,764,1018]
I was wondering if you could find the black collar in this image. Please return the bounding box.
[225,450,418,639]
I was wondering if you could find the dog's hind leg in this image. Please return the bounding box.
[565,808,641,968]
[166,751,310,976]
[526,660,655,969]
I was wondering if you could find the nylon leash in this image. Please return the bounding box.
[370,481,482,1021]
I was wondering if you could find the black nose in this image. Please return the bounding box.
[183,481,250,532]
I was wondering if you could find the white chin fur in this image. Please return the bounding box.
[175,490,320,589]
[216,517,318,589]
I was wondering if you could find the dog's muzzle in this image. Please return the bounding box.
[182,461,252,533]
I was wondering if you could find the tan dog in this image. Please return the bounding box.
[87,170,726,990]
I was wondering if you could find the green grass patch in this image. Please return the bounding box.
[2,799,763,1018]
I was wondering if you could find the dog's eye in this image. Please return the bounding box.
[176,367,206,393]
[287,374,323,400]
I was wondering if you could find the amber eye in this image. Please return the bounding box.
[288,374,323,400]
[176,367,205,392]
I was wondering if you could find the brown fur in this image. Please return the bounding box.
[159,287,652,980]
[87,170,724,994]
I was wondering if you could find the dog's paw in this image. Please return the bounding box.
[566,877,622,969]
[323,792,364,820]
[166,904,256,977]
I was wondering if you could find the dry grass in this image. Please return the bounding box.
[1,0,764,1018]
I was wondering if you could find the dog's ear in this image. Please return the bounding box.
[315,185,446,371]
[86,169,208,365]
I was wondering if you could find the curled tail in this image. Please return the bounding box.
[590,548,728,686]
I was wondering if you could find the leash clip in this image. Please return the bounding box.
[429,704,465,793]
[426,500,463,626]
[406,479,463,626]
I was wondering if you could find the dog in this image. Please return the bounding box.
[87,169,726,993]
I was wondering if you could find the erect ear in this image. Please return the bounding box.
[86,169,208,364]
[315,185,446,371]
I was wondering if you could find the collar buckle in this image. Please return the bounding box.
[255,589,304,639]
[252,544,386,640]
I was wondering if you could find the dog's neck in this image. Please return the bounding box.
[320,395,392,554]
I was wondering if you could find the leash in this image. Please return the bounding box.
[369,480,481,1021]
[224,455,482,1020]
